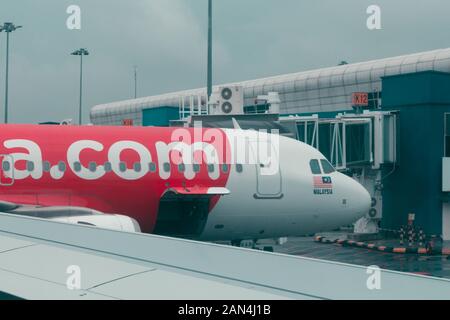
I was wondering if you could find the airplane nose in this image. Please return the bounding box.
[349,181,371,219]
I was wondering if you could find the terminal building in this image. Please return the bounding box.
[90,48,450,240]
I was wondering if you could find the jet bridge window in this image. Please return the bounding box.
[309,159,322,174]
[320,159,335,174]
[445,113,450,157]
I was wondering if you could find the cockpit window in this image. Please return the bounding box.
[320,159,335,174]
[309,159,321,174]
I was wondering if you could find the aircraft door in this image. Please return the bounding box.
[0,155,14,186]
[250,141,283,199]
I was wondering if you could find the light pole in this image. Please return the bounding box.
[71,48,89,125]
[134,65,137,99]
[207,0,212,101]
[1,22,22,124]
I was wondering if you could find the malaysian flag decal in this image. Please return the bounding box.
[313,176,333,189]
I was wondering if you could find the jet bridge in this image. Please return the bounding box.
[280,111,398,226]
[280,111,397,171]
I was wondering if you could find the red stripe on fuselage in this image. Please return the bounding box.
[0,124,231,232]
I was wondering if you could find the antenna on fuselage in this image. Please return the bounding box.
[231,117,242,130]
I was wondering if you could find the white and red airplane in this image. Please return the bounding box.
[0,124,370,242]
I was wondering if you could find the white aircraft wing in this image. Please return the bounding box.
[0,213,449,300]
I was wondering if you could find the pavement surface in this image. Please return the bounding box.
[258,236,450,279]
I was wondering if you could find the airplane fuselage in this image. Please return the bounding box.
[0,124,371,241]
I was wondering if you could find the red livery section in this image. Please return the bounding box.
[0,125,231,233]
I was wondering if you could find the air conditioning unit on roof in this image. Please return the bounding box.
[209,85,244,116]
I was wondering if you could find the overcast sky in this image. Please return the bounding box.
[1,0,450,123]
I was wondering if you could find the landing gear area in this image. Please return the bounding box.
[153,192,210,238]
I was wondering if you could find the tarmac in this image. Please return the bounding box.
[259,235,450,279]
